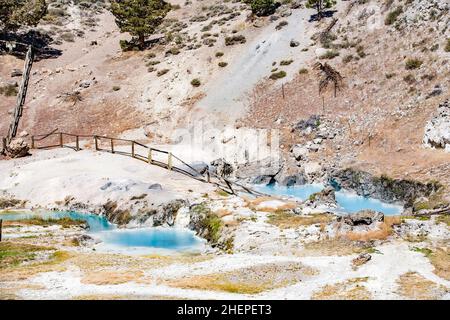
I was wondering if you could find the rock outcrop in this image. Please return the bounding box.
[5,138,30,158]
[305,186,337,208]
[338,210,384,226]
[423,100,450,152]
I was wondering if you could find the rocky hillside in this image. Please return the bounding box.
[0,0,449,192]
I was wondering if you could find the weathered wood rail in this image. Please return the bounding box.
[28,131,266,197]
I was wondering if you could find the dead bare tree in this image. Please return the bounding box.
[313,62,344,97]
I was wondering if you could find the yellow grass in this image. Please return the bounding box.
[429,247,450,280]
[312,277,371,300]
[166,262,317,294]
[303,237,365,256]
[345,216,402,241]
[268,212,334,229]
[396,272,449,300]
[81,270,147,285]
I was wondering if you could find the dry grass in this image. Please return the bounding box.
[428,247,450,281]
[303,237,366,256]
[344,216,402,241]
[396,272,449,300]
[166,262,317,294]
[81,270,147,285]
[312,277,372,300]
[73,294,186,300]
[244,197,297,213]
[436,215,450,227]
[3,217,86,228]
[268,212,334,229]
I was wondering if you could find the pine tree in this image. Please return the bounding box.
[248,0,276,17]
[0,0,47,31]
[110,0,171,49]
[305,0,336,20]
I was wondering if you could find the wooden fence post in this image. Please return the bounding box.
[168,152,172,170]
[148,148,152,164]
[206,170,210,183]
[0,219,2,242]
[110,138,114,154]
[59,132,63,147]
[94,136,98,150]
[131,141,135,158]
[31,136,35,149]
[2,137,6,154]
[75,136,79,151]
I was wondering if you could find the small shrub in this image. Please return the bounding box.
[166,47,181,56]
[215,52,224,57]
[445,39,450,52]
[191,78,201,87]
[275,20,288,30]
[0,84,18,96]
[269,70,286,80]
[112,86,121,91]
[343,54,354,63]
[319,50,339,60]
[356,45,366,58]
[60,32,75,42]
[405,58,423,70]
[385,73,396,79]
[280,59,293,66]
[157,69,170,77]
[385,6,403,25]
[225,35,246,46]
[299,68,308,74]
[218,62,228,67]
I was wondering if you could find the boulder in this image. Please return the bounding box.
[149,183,163,190]
[423,100,450,152]
[290,39,300,47]
[291,144,308,161]
[307,186,337,208]
[252,175,275,185]
[352,253,372,269]
[293,115,321,132]
[210,158,233,178]
[339,210,384,226]
[6,138,30,158]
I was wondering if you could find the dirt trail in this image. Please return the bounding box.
[195,8,316,127]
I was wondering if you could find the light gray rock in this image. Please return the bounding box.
[6,138,30,158]
[291,144,308,161]
[423,100,450,152]
[339,210,384,226]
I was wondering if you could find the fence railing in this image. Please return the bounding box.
[27,131,266,197]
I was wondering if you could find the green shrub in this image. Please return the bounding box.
[405,58,423,70]
[343,54,354,64]
[445,39,450,52]
[0,84,18,96]
[225,35,246,46]
[319,50,339,59]
[299,68,308,74]
[218,62,228,67]
[385,6,403,25]
[215,51,224,57]
[269,70,286,80]
[112,86,121,91]
[191,78,201,87]
[157,69,170,77]
[247,0,276,17]
[280,59,294,66]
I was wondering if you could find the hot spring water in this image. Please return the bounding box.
[254,184,403,215]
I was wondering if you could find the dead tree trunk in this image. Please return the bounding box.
[6,46,34,145]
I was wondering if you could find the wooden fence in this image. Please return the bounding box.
[28,131,265,197]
